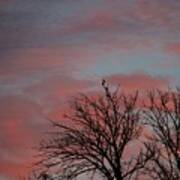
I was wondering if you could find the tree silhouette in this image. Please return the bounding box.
[143,88,180,180]
[34,80,154,180]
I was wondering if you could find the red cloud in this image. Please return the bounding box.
[0,77,95,178]
[165,42,180,54]
[0,95,44,178]
[0,158,34,179]
[0,46,101,78]
[105,72,169,92]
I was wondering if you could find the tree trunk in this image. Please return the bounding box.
[177,157,180,170]
[114,169,123,180]
[115,175,123,180]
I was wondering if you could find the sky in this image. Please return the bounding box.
[0,0,180,179]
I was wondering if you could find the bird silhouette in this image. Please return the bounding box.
[102,79,106,87]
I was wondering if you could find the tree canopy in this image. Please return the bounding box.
[25,81,180,180]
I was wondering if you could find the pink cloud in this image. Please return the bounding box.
[0,95,45,178]
[24,76,95,102]
[0,77,96,178]
[133,0,179,27]
[135,0,170,25]
[54,0,180,38]
[55,10,118,36]
[105,72,169,92]
[0,153,35,179]
[165,42,180,54]
[0,45,107,80]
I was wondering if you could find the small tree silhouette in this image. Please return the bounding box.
[143,88,180,180]
[34,80,154,180]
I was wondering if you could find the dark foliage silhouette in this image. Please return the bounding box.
[31,81,154,180]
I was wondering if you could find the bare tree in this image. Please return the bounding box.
[33,80,154,180]
[143,88,180,180]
